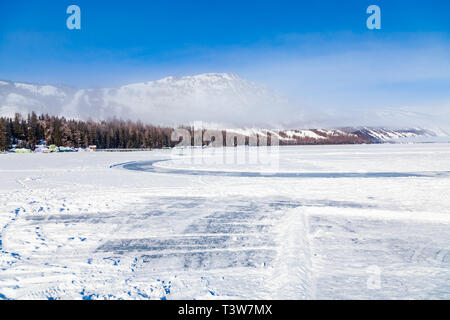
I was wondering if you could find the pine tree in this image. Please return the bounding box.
[27,112,39,149]
[12,113,25,145]
[0,118,10,151]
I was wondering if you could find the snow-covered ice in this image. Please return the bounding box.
[0,144,449,300]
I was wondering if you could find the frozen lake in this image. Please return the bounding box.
[0,144,449,299]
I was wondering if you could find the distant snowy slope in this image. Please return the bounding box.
[217,127,448,144]
[222,128,369,144]
[354,127,450,143]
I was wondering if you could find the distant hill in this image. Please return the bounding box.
[215,127,448,145]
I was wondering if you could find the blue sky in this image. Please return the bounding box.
[1,0,450,126]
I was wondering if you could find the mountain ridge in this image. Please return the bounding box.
[1,73,449,143]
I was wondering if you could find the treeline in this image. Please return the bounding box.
[0,113,175,151]
[0,112,374,151]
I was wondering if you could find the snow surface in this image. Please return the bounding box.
[0,144,449,300]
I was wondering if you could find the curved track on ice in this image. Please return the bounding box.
[114,159,450,178]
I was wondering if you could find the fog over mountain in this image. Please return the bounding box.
[0,73,298,128]
[0,73,449,134]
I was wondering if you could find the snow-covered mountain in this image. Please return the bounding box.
[353,127,448,143]
[0,73,293,127]
[1,73,449,143]
[207,127,449,145]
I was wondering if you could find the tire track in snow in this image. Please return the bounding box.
[95,198,314,299]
